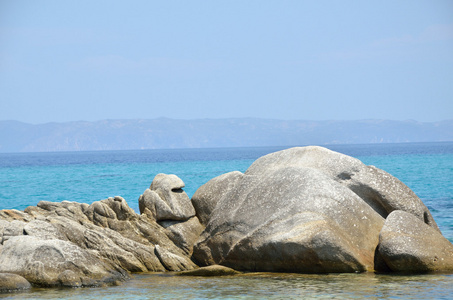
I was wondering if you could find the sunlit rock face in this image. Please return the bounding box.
[138,173,204,256]
[0,146,450,291]
[139,173,196,222]
[0,181,200,288]
[377,210,453,273]
[192,146,442,273]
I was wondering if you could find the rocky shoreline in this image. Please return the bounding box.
[1,146,453,292]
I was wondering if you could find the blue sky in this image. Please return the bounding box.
[1,0,452,124]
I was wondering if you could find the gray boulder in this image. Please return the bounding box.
[23,219,67,240]
[160,216,205,255]
[244,147,438,228]
[1,220,25,243]
[191,171,244,226]
[378,210,453,273]
[192,146,441,273]
[0,236,128,287]
[139,174,196,221]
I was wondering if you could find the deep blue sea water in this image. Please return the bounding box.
[1,142,453,299]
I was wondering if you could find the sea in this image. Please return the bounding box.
[0,142,452,299]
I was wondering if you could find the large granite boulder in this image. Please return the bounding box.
[378,210,453,273]
[192,146,443,273]
[192,171,244,226]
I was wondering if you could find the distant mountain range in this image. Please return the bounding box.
[1,118,452,153]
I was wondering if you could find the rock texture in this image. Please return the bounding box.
[0,174,201,288]
[0,146,451,291]
[191,171,244,226]
[0,273,31,292]
[378,210,453,273]
[139,173,196,221]
[192,146,443,273]
[0,236,127,287]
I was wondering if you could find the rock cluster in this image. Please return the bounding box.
[192,146,452,273]
[0,174,200,289]
[1,146,452,292]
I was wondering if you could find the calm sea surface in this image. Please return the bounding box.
[0,142,452,299]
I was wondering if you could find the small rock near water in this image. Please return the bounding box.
[0,273,31,293]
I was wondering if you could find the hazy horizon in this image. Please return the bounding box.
[1,118,452,153]
[1,1,452,124]
[1,116,453,126]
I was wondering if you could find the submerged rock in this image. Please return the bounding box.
[176,265,240,276]
[192,146,446,273]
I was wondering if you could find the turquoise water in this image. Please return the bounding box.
[1,143,452,241]
[1,143,453,298]
[2,272,453,299]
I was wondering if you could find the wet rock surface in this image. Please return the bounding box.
[0,273,31,292]
[176,265,241,276]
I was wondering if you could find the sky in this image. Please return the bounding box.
[0,0,452,124]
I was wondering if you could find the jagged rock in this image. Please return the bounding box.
[47,216,89,248]
[377,210,453,273]
[139,174,195,221]
[33,200,90,223]
[191,171,244,225]
[2,220,25,243]
[0,273,31,292]
[160,216,204,255]
[23,219,67,240]
[0,209,33,222]
[176,265,240,276]
[84,196,138,228]
[0,192,202,288]
[0,236,128,287]
[154,245,197,272]
[137,174,206,258]
[192,146,443,273]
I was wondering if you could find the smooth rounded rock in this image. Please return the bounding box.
[176,265,240,276]
[191,171,244,226]
[139,174,195,221]
[378,210,453,273]
[193,146,441,273]
[0,273,31,292]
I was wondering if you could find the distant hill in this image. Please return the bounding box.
[1,118,452,153]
